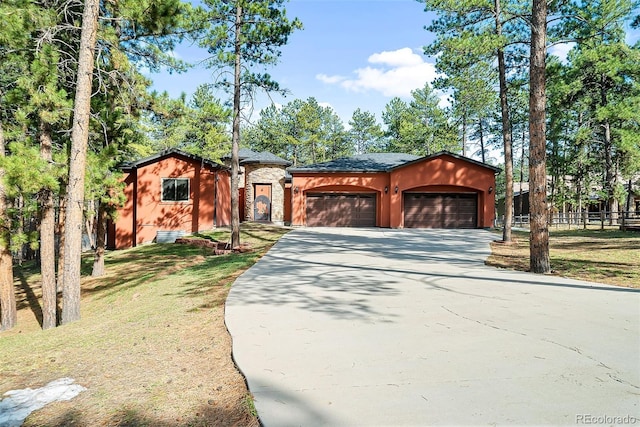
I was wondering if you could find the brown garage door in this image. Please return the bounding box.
[404,193,477,228]
[306,193,376,227]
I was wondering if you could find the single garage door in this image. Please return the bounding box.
[306,193,376,227]
[404,193,477,228]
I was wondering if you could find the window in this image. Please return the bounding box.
[162,178,189,202]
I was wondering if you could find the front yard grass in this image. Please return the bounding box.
[486,228,640,288]
[0,223,289,427]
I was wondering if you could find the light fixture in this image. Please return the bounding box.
[488,186,493,194]
[293,186,299,194]
[394,186,399,194]
[384,186,388,194]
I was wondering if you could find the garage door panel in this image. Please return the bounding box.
[404,193,477,228]
[305,198,320,227]
[405,194,438,228]
[306,193,376,227]
[308,195,344,227]
[455,196,477,228]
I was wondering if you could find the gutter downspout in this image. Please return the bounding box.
[214,171,218,228]
[132,167,138,247]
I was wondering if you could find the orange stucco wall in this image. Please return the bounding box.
[389,154,496,228]
[111,155,231,249]
[290,154,496,228]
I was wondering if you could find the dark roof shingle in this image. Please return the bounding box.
[240,151,292,166]
[288,153,419,173]
[288,151,501,174]
[223,148,291,166]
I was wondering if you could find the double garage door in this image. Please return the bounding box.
[306,193,376,227]
[305,192,478,228]
[404,193,478,228]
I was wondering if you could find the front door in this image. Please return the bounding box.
[254,184,272,221]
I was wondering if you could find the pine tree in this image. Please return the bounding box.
[62,0,101,324]
[422,0,529,241]
[381,97,411,153]
[0,122,16,331]
[349,109,383,155]
[528,0,550,273]
[17,45,71,329]
[199,0,301,247]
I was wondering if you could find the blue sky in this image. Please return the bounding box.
[150,0,439,125]
[149,0,639,128]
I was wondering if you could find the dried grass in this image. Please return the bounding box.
[486,228,640,288]
[0,223,289,426]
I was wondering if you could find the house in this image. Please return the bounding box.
[107,149,231,249]
[108,149,499,250]
[497,182,530,218]
[288,151,499,228]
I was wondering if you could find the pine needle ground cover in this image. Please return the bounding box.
[487,229,640,288]
[0,223,289,426]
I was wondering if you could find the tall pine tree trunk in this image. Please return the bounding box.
[91,202,107,277]
[230,2,242,249]
[16,196,25,265]
[39,121,57,329]
[528,0,550,274]
[478,118,486,164]
[57,185,66,291]
[0,122,16,331]
[495,0,514,242]
[62,0,100,324]
[625,179,632,215]
[603,121,618,224]
[518,129,525,217]
[462,113,467,157]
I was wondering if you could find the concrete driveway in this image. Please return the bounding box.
[225,228,640,426]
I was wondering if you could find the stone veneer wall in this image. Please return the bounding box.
[244,164,287,224]
[223,160,246,188]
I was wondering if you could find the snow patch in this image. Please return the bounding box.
[0,378,86,427]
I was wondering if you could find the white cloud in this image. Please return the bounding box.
[318,101,334,110]
[368,47,424,67]
[317,47,438,98]
[316,73,346,84]
[548,42,576,64]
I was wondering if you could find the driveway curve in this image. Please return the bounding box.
[225,228,640,426]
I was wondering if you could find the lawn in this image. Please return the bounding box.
[0,223,290,427]
[486,228,640,288]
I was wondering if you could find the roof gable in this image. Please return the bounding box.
[392,151,501,173]
[122,148,228,171]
